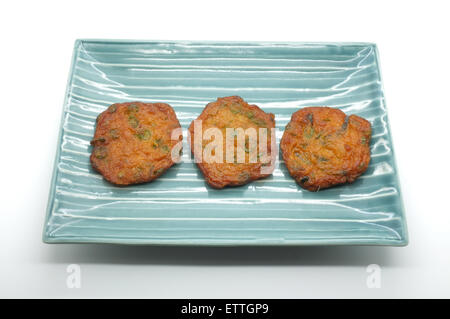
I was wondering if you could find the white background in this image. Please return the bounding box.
[0,0,449,298]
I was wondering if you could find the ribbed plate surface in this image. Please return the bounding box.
[43,40,408,245]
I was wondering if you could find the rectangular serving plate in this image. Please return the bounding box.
[43,40,408,246]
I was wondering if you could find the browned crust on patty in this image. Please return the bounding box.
[188,96,276,189]
[90,102,182,185]
[280,107,371,191]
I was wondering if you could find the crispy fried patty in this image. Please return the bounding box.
[90,102,182,185]
[280,107,371,191]
[188,96,275,189]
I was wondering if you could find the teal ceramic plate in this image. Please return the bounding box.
[43,40,408,245]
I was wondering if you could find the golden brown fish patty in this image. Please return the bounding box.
[90,102,182,185]
[188,96,276,189]
[280,107,371,191]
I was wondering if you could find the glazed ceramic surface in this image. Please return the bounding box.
[43,40,408,245]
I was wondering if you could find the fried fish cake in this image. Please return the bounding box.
[280,107,371,191]
[188,96,275,189]
[90,102,182,185]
